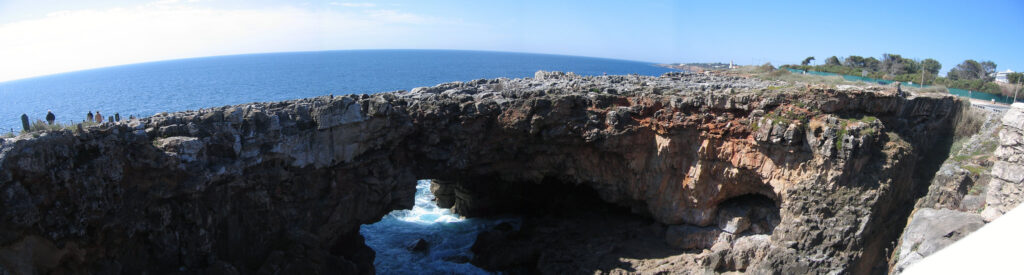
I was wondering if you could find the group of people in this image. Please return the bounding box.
[16,110,135,133]
[85,111,131,124]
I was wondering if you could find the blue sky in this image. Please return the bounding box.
[0,0,1022,81]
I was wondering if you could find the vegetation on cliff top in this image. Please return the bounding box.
[782,54,1012,96]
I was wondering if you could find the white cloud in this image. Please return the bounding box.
[330,2,376,8]
[366,9,436,24]
[0,3,457,82]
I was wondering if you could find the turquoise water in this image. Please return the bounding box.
[785,68,1020,104]
[0,50,673,133]
[359,180,519,274]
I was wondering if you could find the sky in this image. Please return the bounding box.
[0,0,1022,82]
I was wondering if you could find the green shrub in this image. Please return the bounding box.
[23,119,82,134]
[835,121,849,151]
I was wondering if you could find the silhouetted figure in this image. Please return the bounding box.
[20,114,29,132]
[46,110,55,125]
[95,111,103,123]
[87,111,94,122]
[115,113,120,122]
[108,116,114,123]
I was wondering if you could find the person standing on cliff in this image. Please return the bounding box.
[87,111,93,122]
[95,111,103,123]
[46,110,55,125]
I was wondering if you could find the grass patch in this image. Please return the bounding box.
[952,138,1001,162]
[22,120,94,135]
[746,68,865,88]
[835,120,849,151]
[954,108,987,140]
[916,85,949,94]
[977,140,999,155]
[949,137,968,156]
[859,127,876,136]
[858,115,878,123]
[963,165,989,176]
[26,119,71,133]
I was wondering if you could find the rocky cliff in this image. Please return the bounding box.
[893,103,1024,272]
[0,71,967,274]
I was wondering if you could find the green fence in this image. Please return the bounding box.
[785,68,1020,104]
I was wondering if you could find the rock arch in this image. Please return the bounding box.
[0,73,966,274]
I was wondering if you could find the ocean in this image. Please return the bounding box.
[0,49,672,133]
[0,49,673,273]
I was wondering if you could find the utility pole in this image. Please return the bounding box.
[1015,77,1019,104]
[920,59,925,86]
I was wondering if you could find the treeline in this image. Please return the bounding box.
[782,54,1005,95]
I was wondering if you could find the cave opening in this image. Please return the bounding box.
[713,193,781,236]
[360,175,785,273]
[427,176,685,274]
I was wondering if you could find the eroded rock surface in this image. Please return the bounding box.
[1,71,967,274]
[982,103,1024,220]
[893,103,1024,273]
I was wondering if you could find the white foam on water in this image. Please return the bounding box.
[359,180,518,274]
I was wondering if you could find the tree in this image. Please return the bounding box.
[864,57,881,72]
[1008,72,1024,84]
[801,56,815,66]
[921,58,942,75]
[825,56,841,66]
[949,60,984,80]
[881,53,904,75]
[981,61,997,81]
[902,58,920,74]
[844,55,866,68]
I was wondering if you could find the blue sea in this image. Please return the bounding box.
[0,49,672,133]
[0,49,672,273]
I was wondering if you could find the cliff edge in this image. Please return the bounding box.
[0,71,967,274]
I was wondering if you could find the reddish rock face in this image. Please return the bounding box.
[0,72,966,274]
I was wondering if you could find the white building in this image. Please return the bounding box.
[995,69,1014,83]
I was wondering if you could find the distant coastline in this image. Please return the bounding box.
[657,62,735,73]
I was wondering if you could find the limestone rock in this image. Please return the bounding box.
[982,103,1024,221]
[0,71,969,274]
[666,225,724,250]
[893,208,985,272]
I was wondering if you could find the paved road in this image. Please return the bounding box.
[969,99,1011,112]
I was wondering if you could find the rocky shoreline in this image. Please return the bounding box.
[0,71,984,274]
